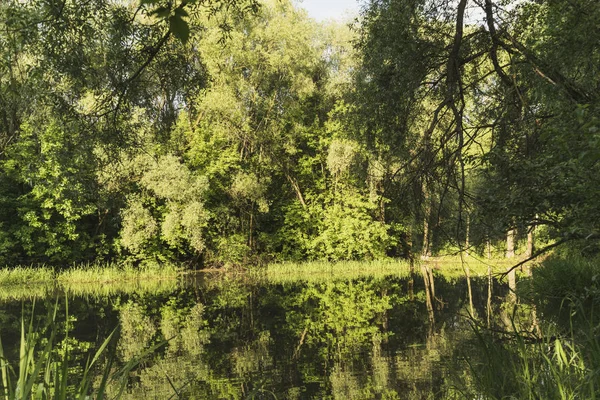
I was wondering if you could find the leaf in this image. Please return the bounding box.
[150,6,171,18]
[174,8,189,18]
[169,15,190,44]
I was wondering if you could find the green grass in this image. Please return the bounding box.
[458,309,600,399]
[454,252,600,399]
[528,254,600,301]
[264,255,533,283]
[0,266,56,286]
[423,254,526,279]
[0,262,181,286]
[0,303,151,400]
[0,253,535,296]
[57,262,181,284]
[0,262,182,300]
[265,259,413,283]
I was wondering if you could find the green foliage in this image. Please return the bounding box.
[230,172,270,214]
[140,0,261,44]
[310,196,392,261]
[214,234,252,266]
[1,117,98,263]
[120,199,159,256]
[119,155,209,262]
[0,0,209,265]
[278,191,395,261]
[327,139,360,178]
[520,252,600,322]
[285,280,393,361]
[118,301,157,360]
[0,0,599,271]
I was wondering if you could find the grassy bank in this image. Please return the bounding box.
[0,254,533,295]
[0,262,181,286]
[423,254,529,279]
[265,260,413,283]
[57,262,181,284]
[265,255,533,283]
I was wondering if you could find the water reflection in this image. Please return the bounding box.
[0,270,523,399]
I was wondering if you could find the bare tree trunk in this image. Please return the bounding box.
[486,236,492,259]
[507,267,517,302]
[465,264,474,316]
[506,228,517,295]
[461,215,473,315]
[421,265,435,326]
[465,214,470,257]
[422,185,432,260]
[422,216,431,260]
[524,225,535,275]
[285,174,307,208]
[502,270,518,330]
[487,265,492,328]
[428,265,436,304]
[526,226,535,258]
[506,228,516,258]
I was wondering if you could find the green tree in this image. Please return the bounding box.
[354,0,600,258]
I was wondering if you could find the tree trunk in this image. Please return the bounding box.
[487,266,492,328]
[507,267,517,302]
[286,174,307,208]
[421,184,432,260]
[465,264,474,316]
[421,265,435,326]
[526,226,535,258]
[465,214,470,256]
[506,228,517,301]
[506,228,516,258]
[422,216,431,260]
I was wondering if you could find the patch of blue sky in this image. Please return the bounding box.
[296,0,360,21]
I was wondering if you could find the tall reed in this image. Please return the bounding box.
[455,253,600,399]
[0,301,157,399]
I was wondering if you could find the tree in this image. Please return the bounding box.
[354,0,600,258]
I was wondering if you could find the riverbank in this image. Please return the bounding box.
[0,254,533,288]
[266,255,534,282]
[0,262,181,286]
[264,260,412,283]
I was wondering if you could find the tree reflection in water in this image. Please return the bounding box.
[0,272,528,399]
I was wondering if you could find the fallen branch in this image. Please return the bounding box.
[499,238,571,279]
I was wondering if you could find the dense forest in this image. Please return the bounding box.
[0,0,598,268]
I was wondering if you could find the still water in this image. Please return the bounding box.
[0,270,517,399]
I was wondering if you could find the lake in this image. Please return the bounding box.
[0,268,525,399]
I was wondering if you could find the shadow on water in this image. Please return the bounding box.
[0,268,534,399]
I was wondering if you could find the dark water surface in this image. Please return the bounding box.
[0,272,516,399]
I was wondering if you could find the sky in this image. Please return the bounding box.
[297,0,361,22]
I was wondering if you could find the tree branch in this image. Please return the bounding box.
[499,237,571,278]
